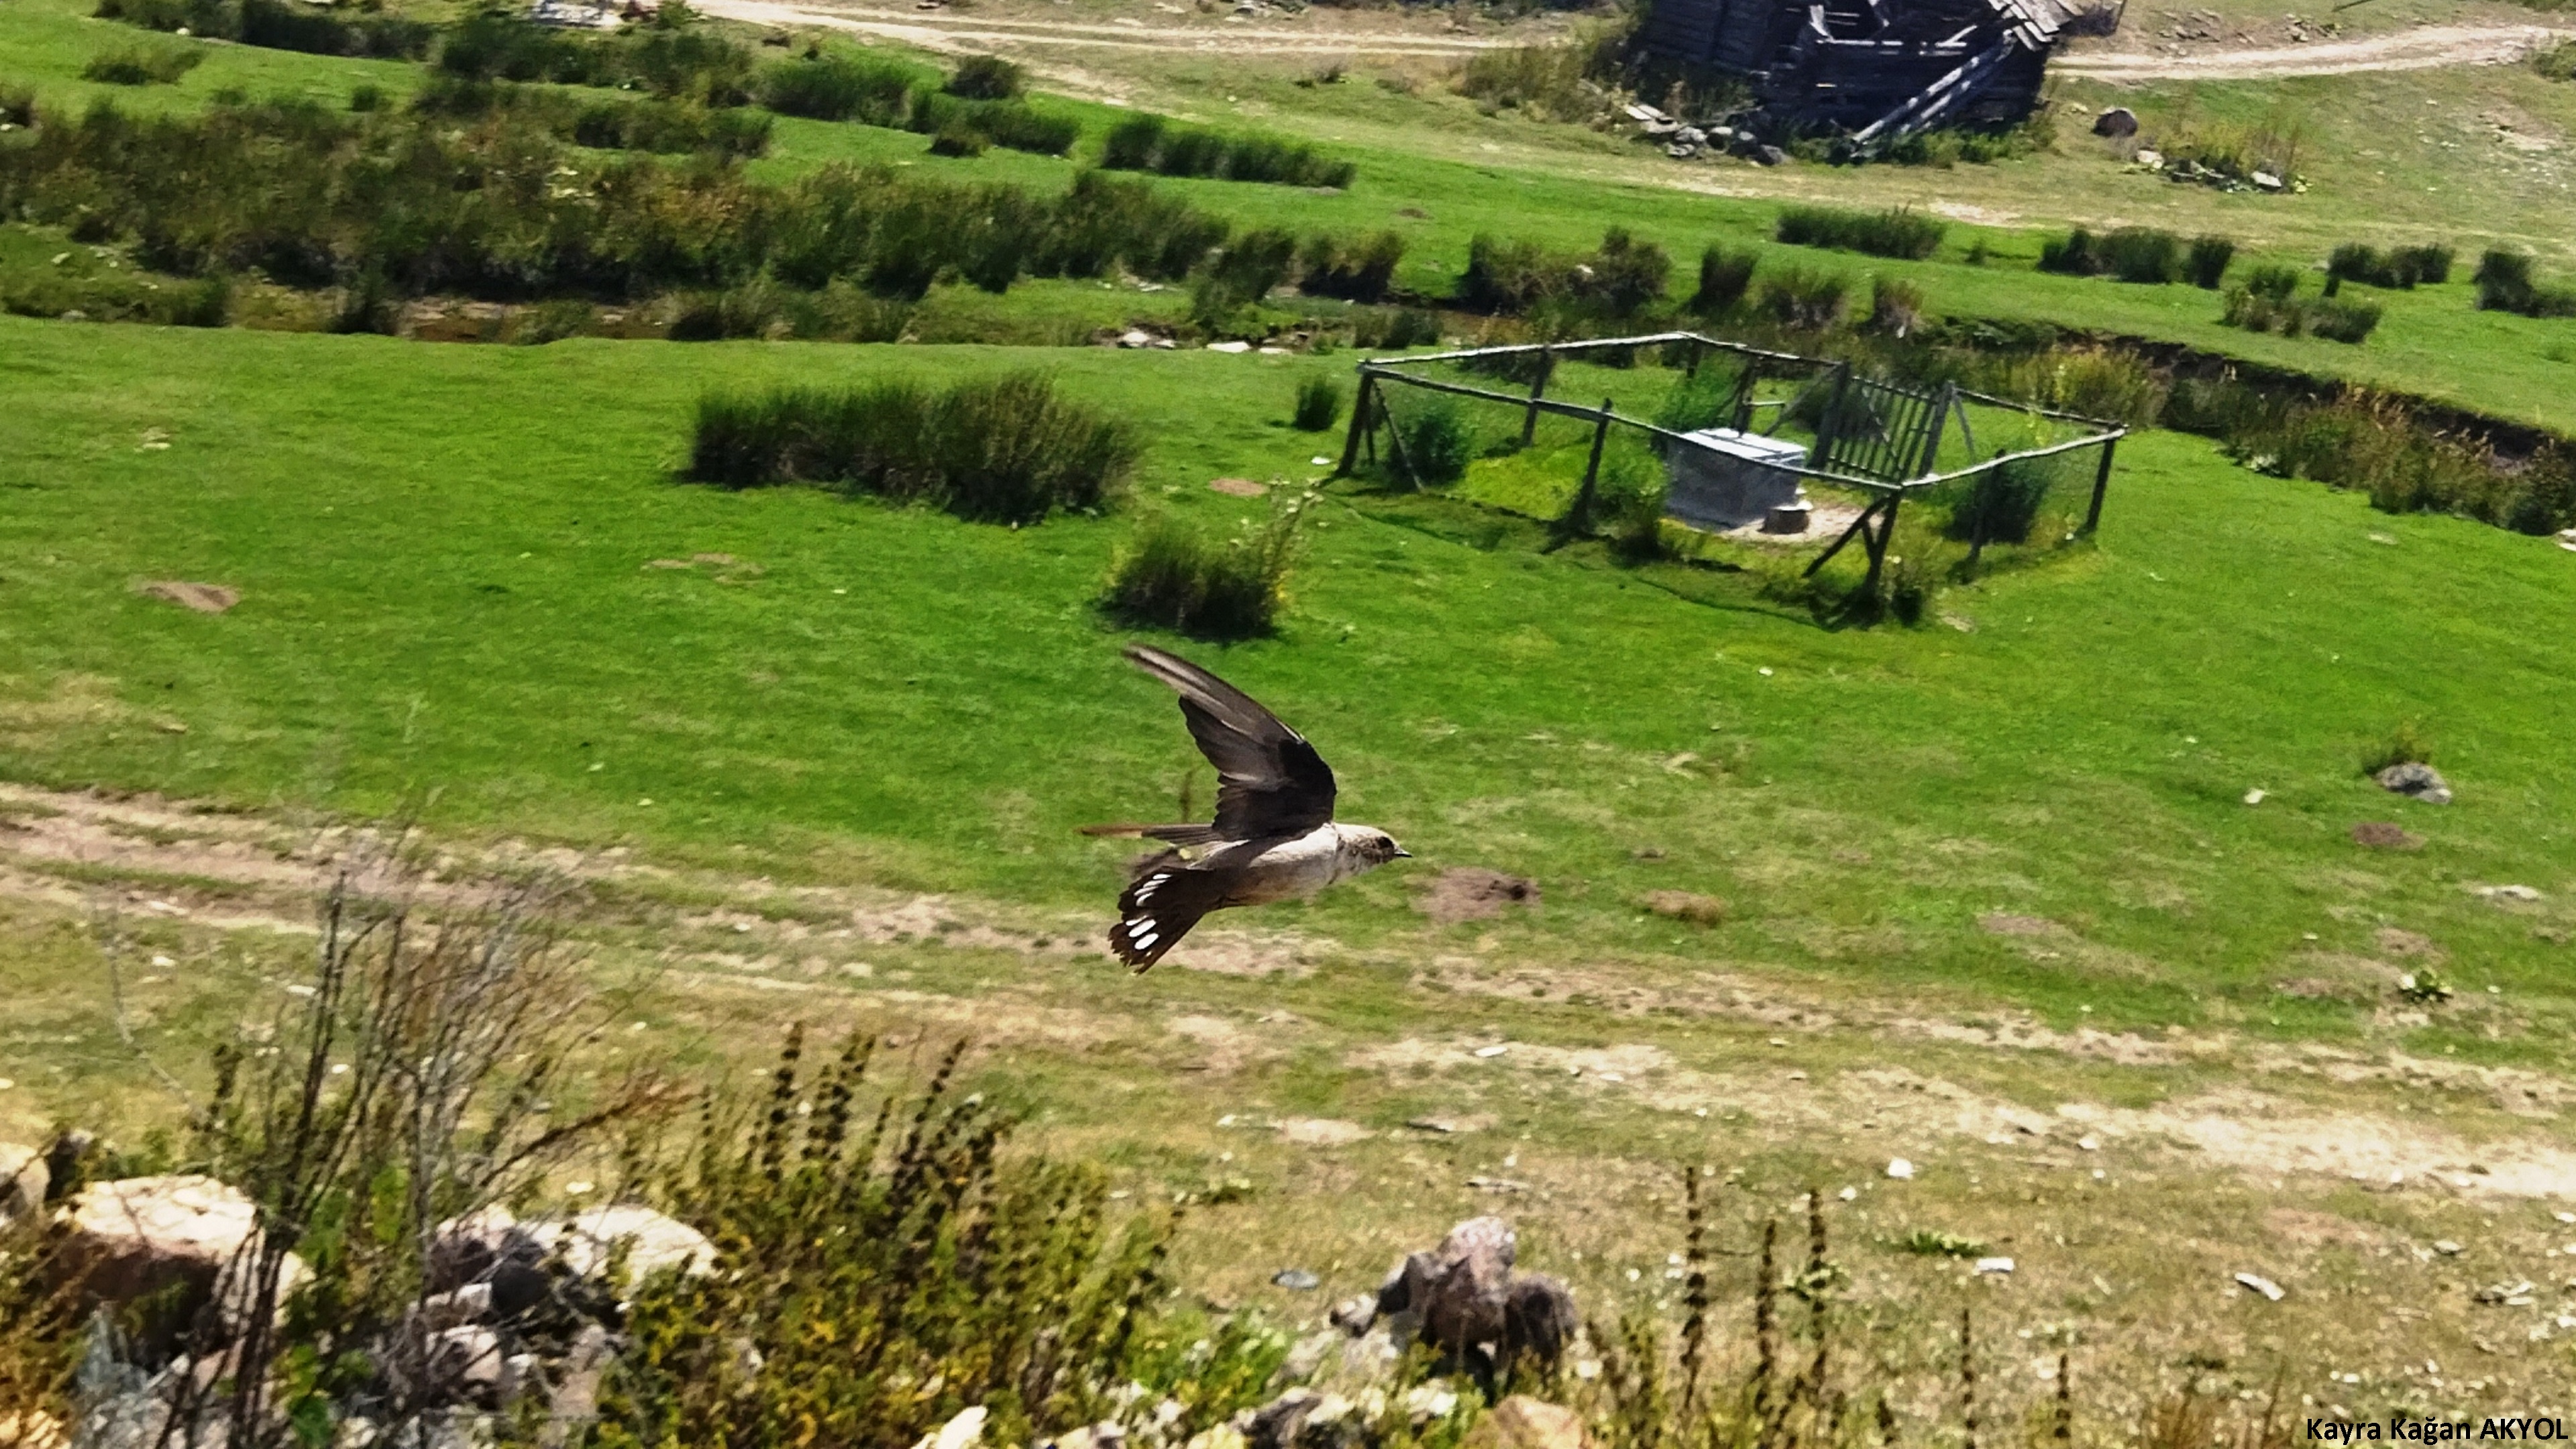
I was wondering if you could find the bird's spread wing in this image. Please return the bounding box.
[1124,645,1337,838]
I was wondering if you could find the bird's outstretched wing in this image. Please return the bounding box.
[1123,645,1337,838]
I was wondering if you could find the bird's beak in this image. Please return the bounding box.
[1393,847,1411,859]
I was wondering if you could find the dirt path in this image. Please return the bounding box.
[702,1,2565,76]
[692,0,1505,56]
[2057,22,2569,79]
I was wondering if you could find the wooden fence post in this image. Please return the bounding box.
[1862,492,1898,598]
[2082,434,2118,535]
[1917,382,1955,477]
[1564,396,1615,536]
[1336,370,1374,478]
[1520,346,1555,448]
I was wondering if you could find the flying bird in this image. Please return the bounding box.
[1083,645,1408,971]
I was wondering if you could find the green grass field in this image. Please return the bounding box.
[10,0,2576,1417]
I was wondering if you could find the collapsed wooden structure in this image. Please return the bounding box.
[1638,0,2075,144]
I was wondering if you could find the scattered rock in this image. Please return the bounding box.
[1622,103,1667,123]
[1752,144,1787,166]
[50,1175,307,1348]
[521,1204,716,1286]
[2251,170,2283,190]
[1405,1114,1494,1135]
[1885,1158,1916,1180]
[1417,868,1540,925]
[1346,1217,1577,1375]
[2375,761,2451,805]
[1209,477,1269,498]
[0,1410,67,1449]
[0,1143,46,1224]
[1464,1177,1529,1193]
[2092,106,2139,137]
[1280,1118,1373,1146]
[1638,891,1726,926]
[2481,884,2542,903]
[2243,788,2266,806]
[2350,821,2423,850]
[1973,1256,2015,1275]
[427,1205,551,1313]
[1460,1396,1587,1449]
[2233,1272,2285,1301]
[2434,1239,2465,1256]
[1206,340,1253,354]
[138,582,239,614]
[1273,1269,1322,1291]
[915,1405,988,1449]
[2471,1279,2536,1305]
[427,1324,506,1405]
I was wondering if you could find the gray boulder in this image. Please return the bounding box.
[2376,761,2453,805]
[0,1142,45,1224]
[1343,1217,1578,1375]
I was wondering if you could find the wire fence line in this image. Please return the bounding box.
[1334,331,2127,602]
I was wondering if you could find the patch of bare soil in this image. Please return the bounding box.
[1978,913,2061,936]
[1207,478,1269,498]
[138,582,239,614]
[1417,867,1539,925]
[2351,821,2424,851]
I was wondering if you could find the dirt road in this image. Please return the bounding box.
[696,0,2567,77]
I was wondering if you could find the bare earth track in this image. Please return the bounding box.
[694,0,2569,78]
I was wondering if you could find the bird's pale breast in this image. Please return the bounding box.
[1227,825,1352,905]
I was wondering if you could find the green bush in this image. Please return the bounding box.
[2222,288,2381,343]
[688,373,1139,523]
[2241,263,2300,301]
[1455,229,1669,318]
[2539,39,2576,79]
[1866,275,1925,335]
[945,53,1025,100]
[1753,266,1847,329]
[1454,40,1591,121]
[2327,242,2453,291]
[1651,362,1737,433]
[436,8,753,104]
[1352,306,1440,350]
[1189,225,1297,327]
[97,0,433,58]
[1292,375,1342,432]
[0,86,32,126]
[1688,244,1757,317]
[2038,226,2190,281]
[2475,248,2576,317]
[2361,719,2434,775]
[927,120,987,157]
[1399,400,1472,484]
[2185,235,2235,288]
[908,91,1079,155]
[1103,499,1307,641]
[757,53,913,125]
[1098,113,1356,188]
[346,82,383,112]
[1774,205,1944,260]
[1297,231,1404,303]
[83,42,205,85]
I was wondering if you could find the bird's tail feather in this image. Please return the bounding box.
[1110,865,1225,972]
[1077,822,1226,847]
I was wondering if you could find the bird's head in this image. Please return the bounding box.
[1343,827,1411,868]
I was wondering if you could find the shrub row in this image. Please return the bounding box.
[908,91,1080,156]
[95,0,433,59]
[1100,115,1356,188]
[1774,205,1943,261]
[689,373,1137,523]
[2324,242,2452,291]
[412,76,772,158]
[0,99,1231,302]
[2475,249,2576,318]
[1456,227,1669,318]
[2220,288,2381,343]
[1297,231,1405,304]
[80,42,203,85]
[436,9,755,106]
[2039,227,2233,286]
[755,52,914,125]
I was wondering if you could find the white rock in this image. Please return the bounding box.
[1837,1187,1858,1201]
[522,1205,716,1285]
[2243,788,2265,805]
[1885,1158,1916,1180]
[2235,1272,2285,1301]
[52,1175,307,1341]
[920,1405,987,1449]
[0,1143,46,1224]
[1973,1256,2014,1275]
[1206,341,1252,354]
[2078,1136,2101,1152]
[1473,1044,1509,1059]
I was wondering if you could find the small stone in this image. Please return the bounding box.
[1206,340,1252,354]
[2243,788,2265,805]
[2235,1272,2286,1301]
[2252,170,2283,189]
[1473,1044,1509,1059]
[2434,1240,2465,1256]
[1273,1269,1322,1291]
[1753,144,1787,166]
[2135,148,2163,166]
[1974,1256,2015,1275]
[1885,1158,1916,1180]
[1837,1187,1858,1201]
[2487,884,2542,902]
